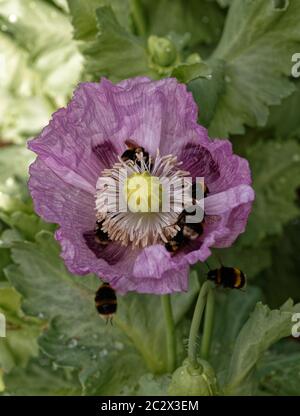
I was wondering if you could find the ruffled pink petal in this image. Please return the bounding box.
[204,185,255,215]
[208,140,252,193]
[29,157,95,226]
[110,264,189,294]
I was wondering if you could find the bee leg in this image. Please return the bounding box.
[110,317,114,326]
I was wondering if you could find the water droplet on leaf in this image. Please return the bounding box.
[68,338,78,348]
[99,349,108,357]
[8,14,18,23]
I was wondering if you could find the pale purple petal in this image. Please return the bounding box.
[204,185,255,215]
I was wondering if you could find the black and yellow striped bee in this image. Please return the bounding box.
[165,180,208,253]
[121,139,150,168]
[207,266,246,290]
[165,209,204,253]
[95,283,117,323]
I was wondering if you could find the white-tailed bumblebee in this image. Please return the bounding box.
[121,139,150,168]
[95,282,117,322]
[207,266,246,290]
[165,209,204,253]
[95,219,110,245]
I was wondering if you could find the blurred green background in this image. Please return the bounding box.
[0,0,299,396]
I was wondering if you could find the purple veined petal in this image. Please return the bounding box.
[182,201,254,265]
[29,157,95,226]
[207,139,252,193]
[133,267,190,294]
[212,202,253,248]
[204,185,255,215]
[179,142,220,183]
[133,244,185,279]
[98,77,201,157]
[113,265,190,294]
[36,156,96,195]
[28,106,101,189]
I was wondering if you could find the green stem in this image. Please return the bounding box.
[200,286,215,360]
[161,294,176,373]
[131,0,146,37]
[188,281,214,368]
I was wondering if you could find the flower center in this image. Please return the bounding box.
[95,145,194,248]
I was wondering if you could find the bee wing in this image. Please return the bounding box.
[125,139,139,149]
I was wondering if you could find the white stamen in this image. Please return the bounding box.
[95,149,191,248]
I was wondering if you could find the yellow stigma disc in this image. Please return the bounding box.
[125,172,162,212]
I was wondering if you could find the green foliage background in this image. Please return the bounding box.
[0,0,299,396]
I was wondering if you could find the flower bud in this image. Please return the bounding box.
[148,35,177,67]
[185,53,202,65]
[168,358,218,396]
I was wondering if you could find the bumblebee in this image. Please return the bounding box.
[95,282,117,322]
[207,266,246,290]
[121,139,150,168]
[94,219,110,246]
[83,220,110,257]
[165,210,204,253]
[192,181,209,200]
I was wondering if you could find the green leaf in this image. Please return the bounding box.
[50,0,69,13]
[188,59,225,128]
[0,90,53,144]
[240,139,300,246]
[141,0,225,48]
[0,0,82,142]
[208,0,300,137]
[0,212,55,242]
[83,6,151,81]
[0,246,11,281]
[258,218,300,308]
[0,285,42,390]
[4,231,199,394]
[256,352,300,396]
[215,241,273,280]
[224,299,300,395]
[171,62,211,84]
[67,0,106,40]
[216,0,232,8]
[123,373,170,396]
[210,286,262,380]
[0,145,34,214]
[267,80,300,140]
[0,146,33,188]
[4,231,146,394]
[67,0,130,40]
[114,274,200,374]
[3,354,81,396]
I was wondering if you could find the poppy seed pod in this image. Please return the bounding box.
[168,358,218,396]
